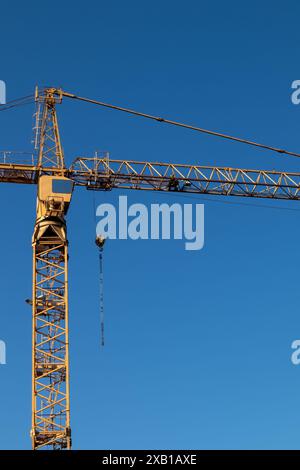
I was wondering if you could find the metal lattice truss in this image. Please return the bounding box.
[0,153,37,184]
[1,153,300,201]
[0,163,36,184]
[70,157,300,200]
[32,237,70,450]
[36,90,65,171]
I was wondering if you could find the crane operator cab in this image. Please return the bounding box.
[33,175,74,246]
[36,175,74,221]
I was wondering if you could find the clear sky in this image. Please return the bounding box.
[1,0,300,450]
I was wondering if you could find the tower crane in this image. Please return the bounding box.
[1,87,300,450]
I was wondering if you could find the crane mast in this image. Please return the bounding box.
[31,89,73,449]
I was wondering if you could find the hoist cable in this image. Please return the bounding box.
[0,94,34,112]
[61,90,300,159]
[94,194,105,348]
[99,247,104,347]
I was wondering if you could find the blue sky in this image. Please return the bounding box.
[1,0,300,450]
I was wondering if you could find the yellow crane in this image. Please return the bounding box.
[1,87,300,450]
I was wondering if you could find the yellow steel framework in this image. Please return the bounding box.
[31,220,71,449]
[30,89,71,449]
[36,88,64,172]
[70,157,300,200]
[1,87,300,449]
[2,157,300,200]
